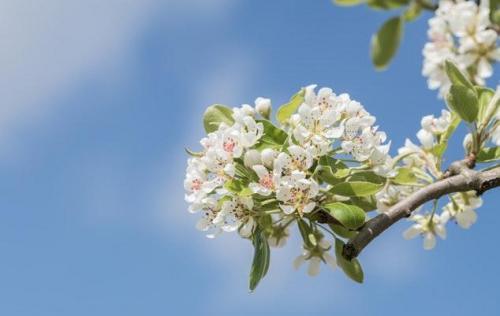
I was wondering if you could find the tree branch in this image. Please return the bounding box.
[342,166,500,261]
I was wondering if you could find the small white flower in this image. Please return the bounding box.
[243,149,261,168]
[215,196,255,237]
[442,192,482,229]
[249,165,276,196]
[273,145,314,179]
[276,171,319,216]
[403,213,448,250]
[255,97,271,119]
[261,148,278,168]
[293,237,336,276]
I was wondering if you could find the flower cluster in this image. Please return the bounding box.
[184,85,393,282]
[376,110,453,212]
[422,0,499,97]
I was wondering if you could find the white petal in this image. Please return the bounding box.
[293,255,306,270]
[252,165,268,179]
[403,225,421,240]
[423,233,436,250]
[323,253,337,270]
[307,257,321,276]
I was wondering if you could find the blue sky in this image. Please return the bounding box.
[0,1,499,315]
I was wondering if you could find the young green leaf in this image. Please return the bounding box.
[314,156,349,185]
[477,147,500,163]
[276,89,305,125]
[476,86,496,125]
[444,60,474,90]
[334,0,364,6]
[329,224,358,239]
[403,1,422,22]
[255,120,288,149]
[249,228,271,291]
[367,0,410,10]
[323,202,366,230]
[370,16,404,70]
[203,104,234,133]
[185,147,203,157]
[446,85,479,123]
[330,181,384,197]
[392,167,418,185]
[335,239,364,283]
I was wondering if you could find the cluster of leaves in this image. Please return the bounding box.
[444,60,500,162]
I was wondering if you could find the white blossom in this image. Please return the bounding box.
[293,238,336,276]
[249,165,277,196]
[255,97,271,118]
[442,191,482,229]
[423,0,499,97]
[215,196,255,237]
[276,171,319,216]
[403,212,448,250]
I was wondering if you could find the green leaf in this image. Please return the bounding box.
[203,104,234,133]
[249,228,271,291]
[323,202,366,229]
[444,60,474,90]
[367,0,410,10]
[297,219,315,248]
[330,181,383,197]
[255,120,288,150]
[335,239,364,283]
[477,147,500,163]
[348,171,385,184]
[314,156,349,185]
[185,147,203,157]
[329,224,358,239]
[371,16,404,70]
[403,1,422,22]
[392,167,418,185]
[348,196,377,212]
[224,179,253,196]
[276,89,305,125]
[446,85,479,123]
[490,0,500,25]
[234,160,259,182]
[334,0,364,6]
[476,86,495,124]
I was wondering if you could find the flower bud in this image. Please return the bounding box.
[243,149,261,168]
[261,148,277,168]
[462,133,473,152]
[255,97,271,119]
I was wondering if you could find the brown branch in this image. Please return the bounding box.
[342,166,500,261]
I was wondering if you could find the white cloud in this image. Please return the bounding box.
[0,0,235,157]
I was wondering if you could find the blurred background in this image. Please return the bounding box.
[0,1,499,315]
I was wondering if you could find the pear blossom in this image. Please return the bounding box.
[423,0,499,97]
[273,145,314,179]
[255,97,271,119]
[442,192,482,229]
[276,171,319,216]
[243,149,262,168]
[293,237,336,276]
[215,196,255,237]
[249,165,277,196]
[290,86,344,156]
[261,148,278,168]
[403,212,448,250]
[195,197,223,238]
